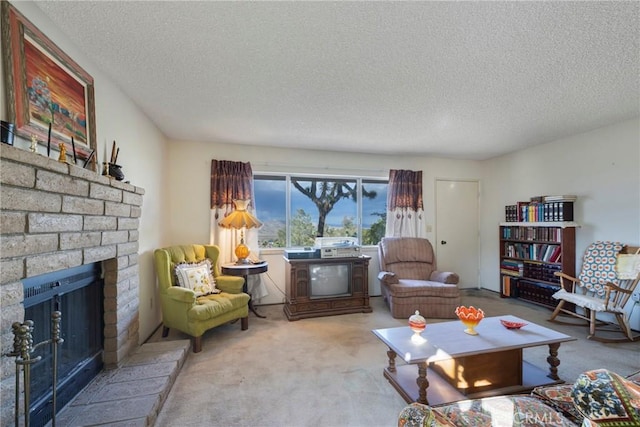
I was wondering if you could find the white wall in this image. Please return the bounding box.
[1,2,169,342]
[165,139,483,304]
[480,118,640,328]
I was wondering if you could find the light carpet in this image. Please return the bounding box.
[152,289,640,427]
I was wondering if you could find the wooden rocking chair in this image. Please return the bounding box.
[549,242,640,342]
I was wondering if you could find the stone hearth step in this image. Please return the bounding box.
[52,340,190,426]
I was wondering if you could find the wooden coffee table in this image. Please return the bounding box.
[372,315,576,405]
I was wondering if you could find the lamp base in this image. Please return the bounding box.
[235,258,251,265]
[234,240,250,263]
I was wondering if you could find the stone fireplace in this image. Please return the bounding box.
[0,144,144,425]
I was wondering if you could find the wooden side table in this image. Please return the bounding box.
[221,262,268,318]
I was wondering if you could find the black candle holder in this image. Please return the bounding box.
[109,163,125,181]
[1,121,15,145]
[103,162,125,181]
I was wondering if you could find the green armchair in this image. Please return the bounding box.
[153,244,250,352]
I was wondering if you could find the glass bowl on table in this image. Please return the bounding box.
[500,319,528,329]
[455,305,484,335]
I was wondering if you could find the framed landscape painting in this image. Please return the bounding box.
[1,2,97,170]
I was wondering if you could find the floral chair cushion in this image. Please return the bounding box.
[571,369,640,427]
[532,384,583,425]
[434,395,577,427]
[398,370,640,427]
[398,402,452,427]
[399,395,577,427]
[534,370,640,426]
[577,242,623,296]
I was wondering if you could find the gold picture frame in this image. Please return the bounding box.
[1,2,97,170]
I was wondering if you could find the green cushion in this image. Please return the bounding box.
[189,292,250,321]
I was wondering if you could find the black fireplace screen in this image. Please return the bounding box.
[22,263,104,427]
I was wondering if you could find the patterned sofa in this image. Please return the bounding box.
[398,369,640,427]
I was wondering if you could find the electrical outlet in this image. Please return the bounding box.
[632,292,640,303]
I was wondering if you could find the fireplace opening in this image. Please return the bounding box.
[22,263,104,427]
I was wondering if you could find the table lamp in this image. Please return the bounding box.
[218,199,262,264]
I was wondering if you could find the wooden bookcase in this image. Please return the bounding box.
[499,222,578,309]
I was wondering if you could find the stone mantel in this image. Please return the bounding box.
[0,144,145,423]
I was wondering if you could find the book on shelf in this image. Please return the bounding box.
[501,276,519,297]
[517,201,529,222]
[500,259,524,276]
[502,276,511,296]
[543,244,555,261]
[549,245,562,263]
[505,204,518,222]
[558,202,573,221]
[503,199,574,223]
[544,195,577,202]
[503,241,563,263]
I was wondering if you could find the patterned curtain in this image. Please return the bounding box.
[210,160,254,212]
[385,169,427,238]
[210,160,268,299]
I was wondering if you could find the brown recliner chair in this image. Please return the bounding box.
[378,237,461,319]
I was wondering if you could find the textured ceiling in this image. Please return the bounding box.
[33,1,639,160]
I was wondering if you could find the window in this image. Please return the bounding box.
[254,174,387,248]
[361,180,388,245]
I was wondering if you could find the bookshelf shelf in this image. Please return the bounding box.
[499,223,577,309]
[499,221,580,228]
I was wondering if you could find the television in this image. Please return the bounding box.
[309,263,351,299]
[284,256,372,320]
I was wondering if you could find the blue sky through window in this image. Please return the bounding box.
[254,177,387,228]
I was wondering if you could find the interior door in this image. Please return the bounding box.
[435,179,479,289]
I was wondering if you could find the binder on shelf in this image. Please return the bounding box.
[505,204,519,222]
[543,203,550,222]
[558,202,574,221]
[504,197,576,223]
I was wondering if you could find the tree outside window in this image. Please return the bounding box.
[254,175,387,248]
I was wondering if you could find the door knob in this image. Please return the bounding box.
[441,240,447,245]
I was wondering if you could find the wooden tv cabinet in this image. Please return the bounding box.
[283,256,372,320]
